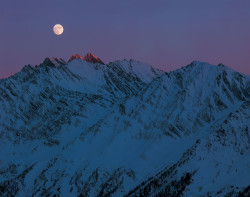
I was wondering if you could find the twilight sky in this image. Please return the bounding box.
[1,0,250,78]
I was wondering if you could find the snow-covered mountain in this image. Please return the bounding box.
[0,54,249,197]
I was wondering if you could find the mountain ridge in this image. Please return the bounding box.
[1,54,249,81]
[0,57,249,196]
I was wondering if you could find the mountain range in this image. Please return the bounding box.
[0,53,249,197]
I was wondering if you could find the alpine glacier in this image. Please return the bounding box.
[0,54,249,197]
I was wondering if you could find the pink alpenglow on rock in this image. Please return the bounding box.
[83,53,105,64]
[68,54,85,62]
[68,53,104,64]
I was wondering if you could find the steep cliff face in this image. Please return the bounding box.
[0,58,249,197]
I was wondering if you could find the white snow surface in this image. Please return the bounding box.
[0,59,249,196]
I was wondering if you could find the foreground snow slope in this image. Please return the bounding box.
[0,57,249,197]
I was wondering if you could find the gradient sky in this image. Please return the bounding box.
[1,0,250,78]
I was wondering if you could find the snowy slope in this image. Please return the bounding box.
[0,56,249,197]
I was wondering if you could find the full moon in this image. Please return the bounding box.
[53,24,64,35]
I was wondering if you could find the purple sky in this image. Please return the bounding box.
[1,0,250,78]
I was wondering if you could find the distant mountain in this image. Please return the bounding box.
[68,53,104,64]
[0,55,249,197]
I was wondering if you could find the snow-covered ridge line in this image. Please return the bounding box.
[0,57,249,196]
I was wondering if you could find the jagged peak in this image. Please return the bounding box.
[42,57,55,67]
[68,54,84,62]
[39,57,66,67]
[68,53,104,64]
[83,53,104,64]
